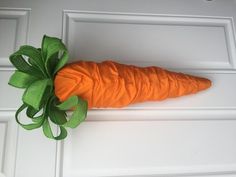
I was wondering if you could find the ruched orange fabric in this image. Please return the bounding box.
[54,60,211,108]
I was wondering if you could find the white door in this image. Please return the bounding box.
[1,1,236,177]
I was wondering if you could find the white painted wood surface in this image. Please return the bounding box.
[0,112,18,177]
[0,9,29,67]
[0,1,236,177]
[63,11,236,70]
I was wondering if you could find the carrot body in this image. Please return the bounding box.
[54,60,211,108]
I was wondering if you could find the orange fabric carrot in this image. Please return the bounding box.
[8,35,212,140]
[55,60,211,108]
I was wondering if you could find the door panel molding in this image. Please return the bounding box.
[0,111,18,177]
[62,10,236,72]
[56,119,236,177]
[0,8,30,69]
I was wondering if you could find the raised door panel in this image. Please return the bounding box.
[0,112,18,177]
[0,9,29,67]
[63,11,236,70]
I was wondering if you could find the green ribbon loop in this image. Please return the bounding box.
[15,104,45,130]
[8,70,38,88]
[43,119,68,140]
[8,35,88,140]
[22,79,52,110]
[63,97,88,128]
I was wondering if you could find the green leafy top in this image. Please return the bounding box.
[8,35,88,140]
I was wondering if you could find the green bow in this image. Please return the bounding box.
[8,35,88,140]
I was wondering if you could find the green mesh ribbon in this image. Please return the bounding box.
[8,35,88,140]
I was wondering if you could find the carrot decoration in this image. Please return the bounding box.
[8,35,211,140]
[55,60,211,108]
